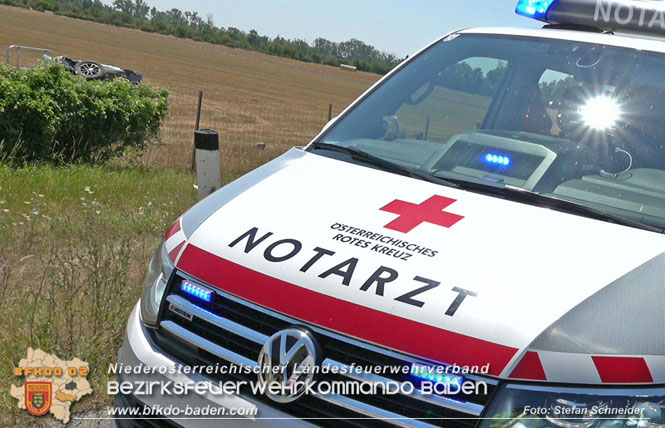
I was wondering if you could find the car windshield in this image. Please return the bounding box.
[313,33,665,231]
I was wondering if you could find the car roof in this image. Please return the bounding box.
[457,26,665,55]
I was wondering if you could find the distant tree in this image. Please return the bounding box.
[132,0,148,19]
[112,0,131,14]
[540,75,576,103]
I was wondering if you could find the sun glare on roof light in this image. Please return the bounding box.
[515,0,556,19]
[580,96,622,130]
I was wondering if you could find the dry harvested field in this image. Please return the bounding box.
[0,5,378,173]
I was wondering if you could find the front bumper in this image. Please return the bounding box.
[112,303,316,428]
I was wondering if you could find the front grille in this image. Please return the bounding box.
[151,271,496,428]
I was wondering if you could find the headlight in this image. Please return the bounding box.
[481,383,665,428]
[140,243,174,326]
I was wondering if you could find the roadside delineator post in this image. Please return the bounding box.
[194,129,222,201]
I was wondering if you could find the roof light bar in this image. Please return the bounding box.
[516,0,557,19]
[516,0,665,37]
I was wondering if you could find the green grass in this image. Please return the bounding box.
[0,164,198,426]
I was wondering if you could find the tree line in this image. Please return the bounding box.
[438,61,577,104]
[2,0,404,74]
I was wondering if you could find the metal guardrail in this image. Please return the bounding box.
[7,45,55,69]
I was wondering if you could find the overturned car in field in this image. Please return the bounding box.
[46,55,142,84]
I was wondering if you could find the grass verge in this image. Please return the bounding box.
[0,164,199,427]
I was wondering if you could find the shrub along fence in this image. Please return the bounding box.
[0,63,169,163]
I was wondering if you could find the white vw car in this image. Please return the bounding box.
[114,0,665,426]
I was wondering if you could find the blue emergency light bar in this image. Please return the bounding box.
[484,153,511,166]
[181,281,213,303]
[516,0,556,19]
[516,0,665,37]
[411,362,463,386]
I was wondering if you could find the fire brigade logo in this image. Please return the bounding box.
[25,382,52,416]
[11,348,92,424]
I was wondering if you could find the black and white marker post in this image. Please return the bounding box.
[194,129,222,201]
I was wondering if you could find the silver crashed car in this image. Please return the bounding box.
[45,54,142,84]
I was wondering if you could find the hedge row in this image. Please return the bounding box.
[0,63,169,163]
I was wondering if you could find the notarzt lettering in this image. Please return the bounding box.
[229,227,477,317]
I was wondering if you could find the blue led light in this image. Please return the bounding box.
[515,0,556,19]
[411,363,463,386]
[181,281,213,303]
[484,153,511,166]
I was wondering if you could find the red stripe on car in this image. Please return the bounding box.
[592,356,654,383]
[508,351,547,380]
[168,241,185,263]
[165,219,182,241]
[178,244,518,375]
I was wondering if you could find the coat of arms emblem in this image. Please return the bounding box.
[25,382,52,416]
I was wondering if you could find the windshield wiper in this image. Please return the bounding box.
[309,142,459,188]
[502,185,663,233]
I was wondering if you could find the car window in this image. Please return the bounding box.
[393,57,508,143]
[532,69,576,136]
[316,34,665,230]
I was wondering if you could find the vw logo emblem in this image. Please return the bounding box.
[257,328,318,403]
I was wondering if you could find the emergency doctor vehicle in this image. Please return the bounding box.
[114,1,665,426]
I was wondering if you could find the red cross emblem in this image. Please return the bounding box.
[380,195,464,233]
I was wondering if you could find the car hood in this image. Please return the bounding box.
[171,148,665,384]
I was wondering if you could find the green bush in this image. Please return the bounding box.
[0,63,169,163]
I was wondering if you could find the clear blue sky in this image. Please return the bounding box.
[135,1,540,57]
